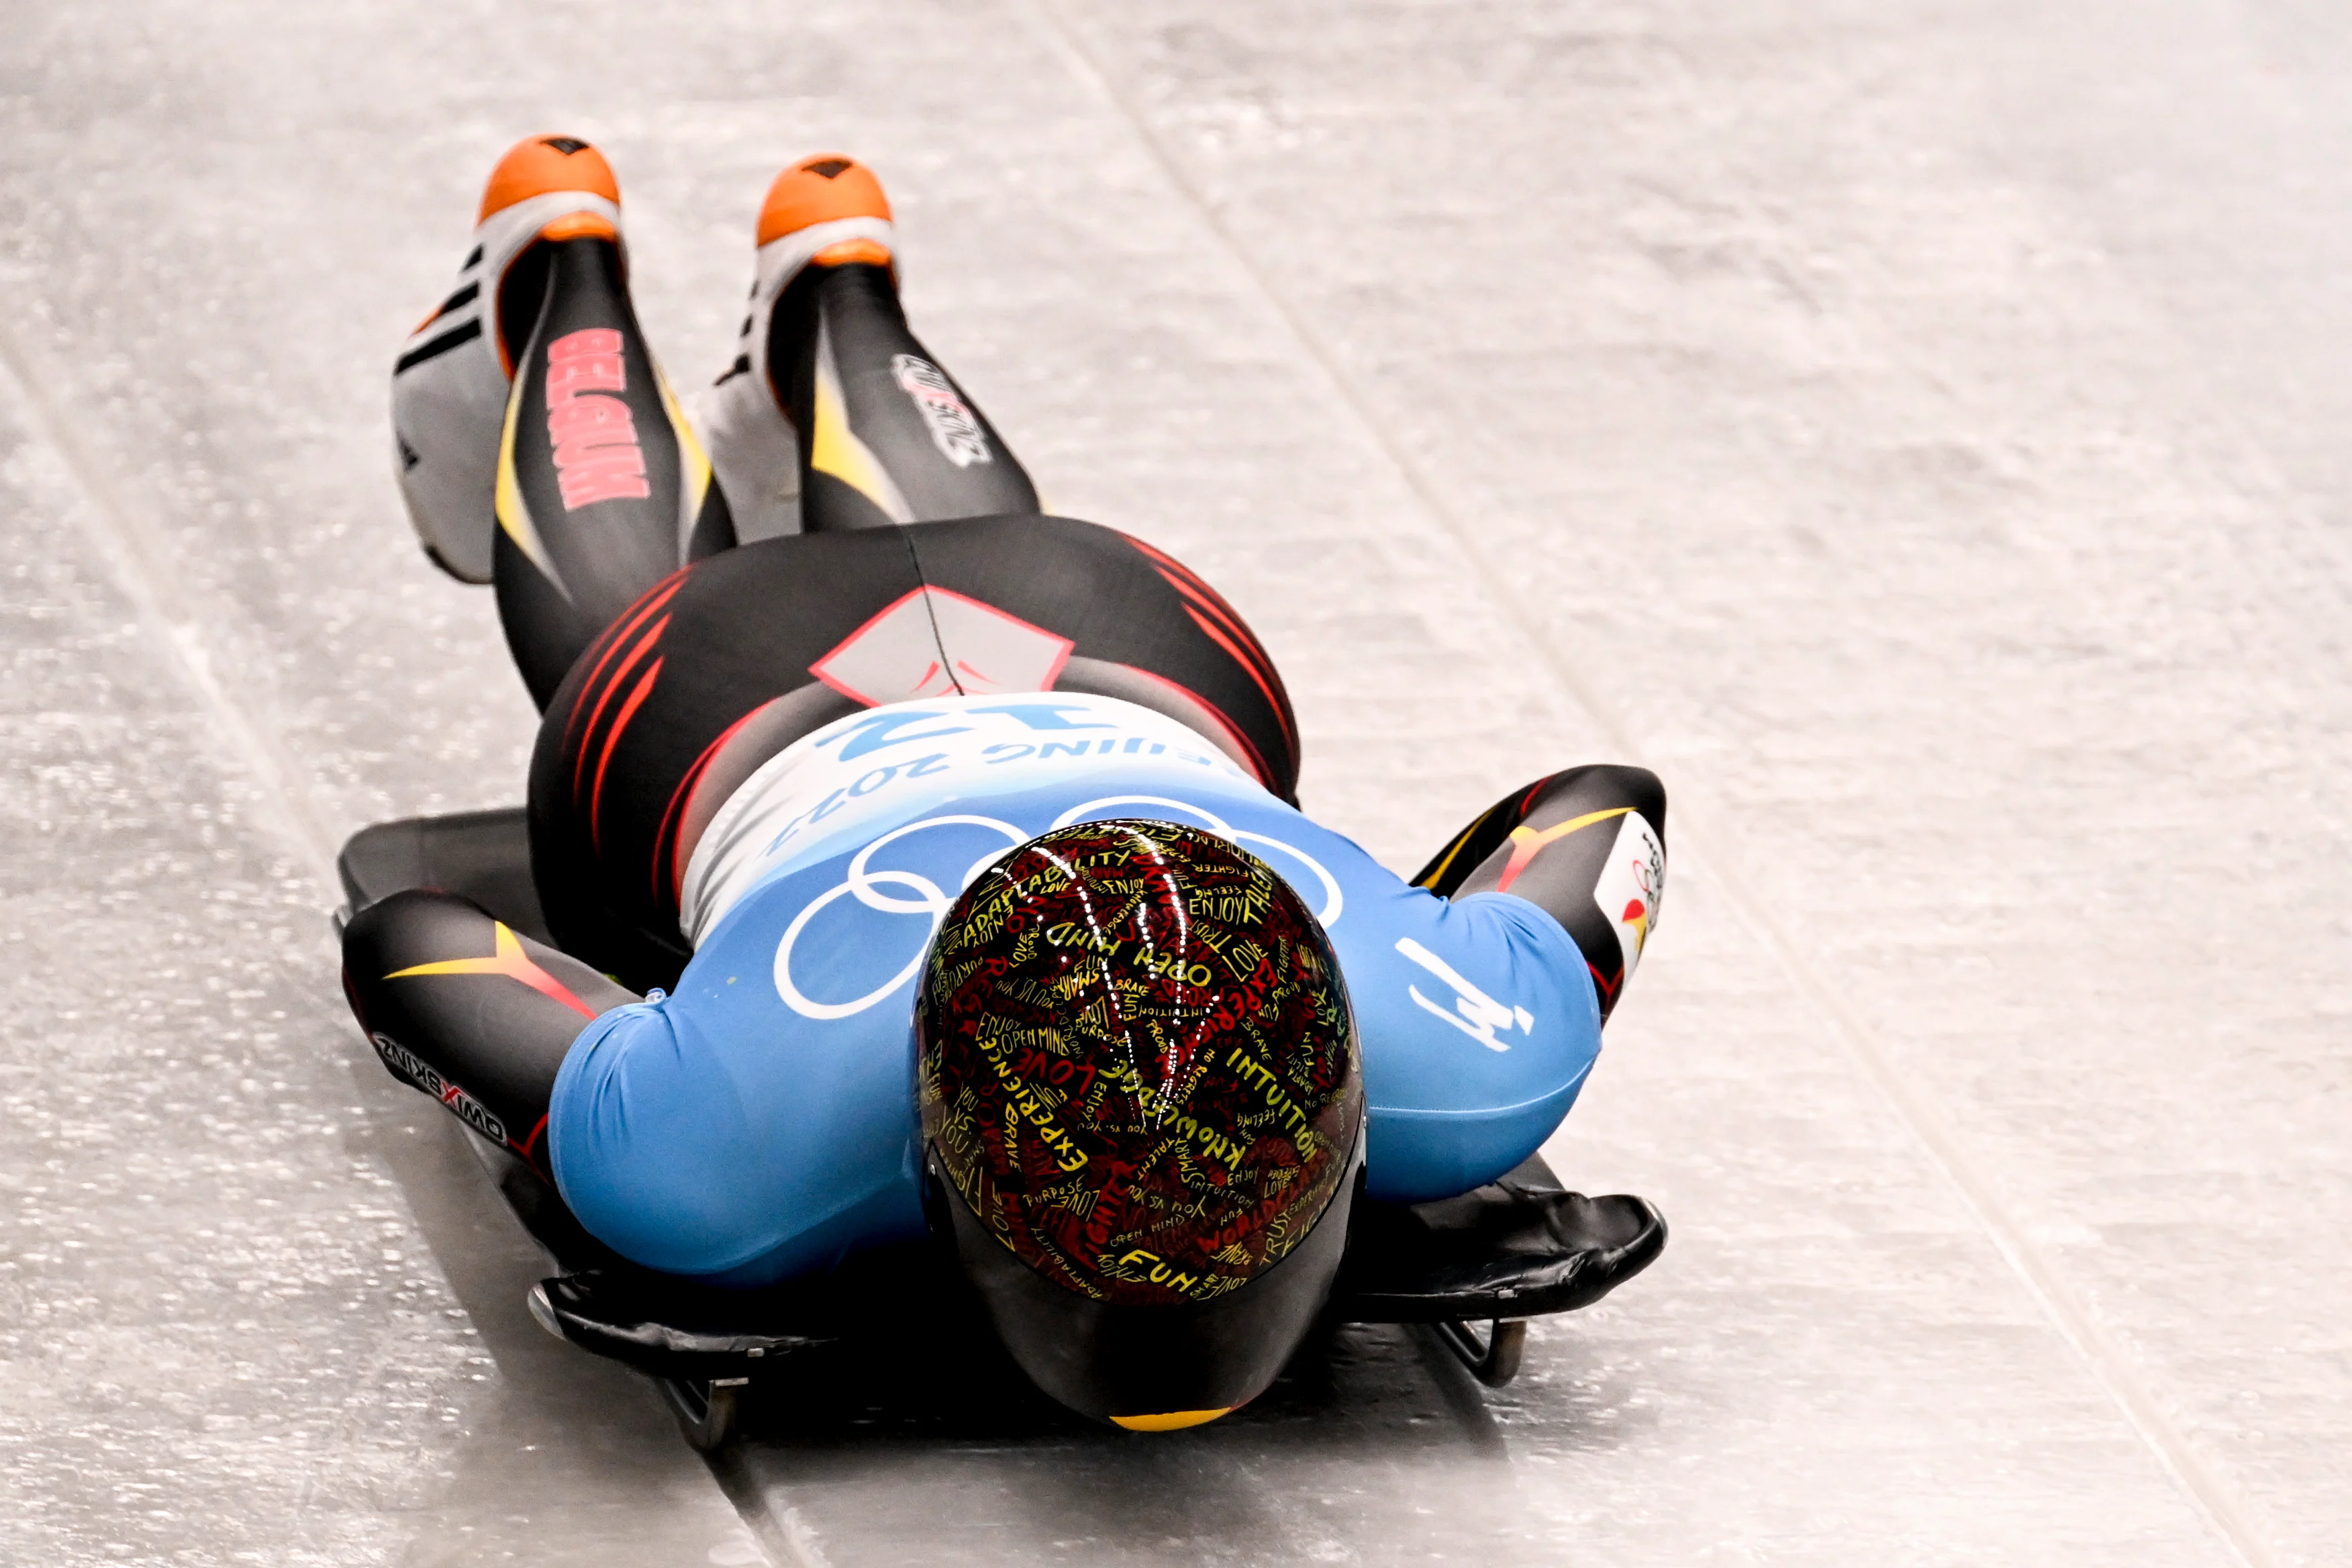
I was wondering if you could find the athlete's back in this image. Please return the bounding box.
[549,693,1606,1283]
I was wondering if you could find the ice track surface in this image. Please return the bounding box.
[3,1,2349,1563]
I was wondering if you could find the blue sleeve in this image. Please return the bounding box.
[1329,883,1603,1204]
[544,982,927,1283]
[546,1001,765,1273]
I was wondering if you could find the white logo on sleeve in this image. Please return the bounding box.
[1393,937,1534,1053]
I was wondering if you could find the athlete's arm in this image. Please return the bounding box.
[1291,765,1665,1204]
[342,889,638,1180]
[1412,764,1667,1024]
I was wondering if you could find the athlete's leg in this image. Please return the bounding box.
[389,134,734,709]
[391,136,626,585]
[1414,766,1669,1024]
[695,155,1040,536]
[341,889,636,1180]
[494,224,734,706]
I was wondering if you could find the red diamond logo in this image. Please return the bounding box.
[809,587,1074,707]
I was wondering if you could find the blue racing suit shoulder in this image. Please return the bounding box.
[546,985,926,1283]
[1324,881,1602,1203]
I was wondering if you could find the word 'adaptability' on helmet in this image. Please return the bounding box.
[918,818,1364,1432]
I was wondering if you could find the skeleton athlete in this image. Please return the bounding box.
[340,138,1668,1425]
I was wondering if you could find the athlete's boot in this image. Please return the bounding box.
[391,134,628,583]
[695,154,1039,536]
[693,154,894,538]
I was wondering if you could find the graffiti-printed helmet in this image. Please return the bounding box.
[917,819,1364,1430]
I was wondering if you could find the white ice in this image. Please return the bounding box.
[0,1,2344,1563]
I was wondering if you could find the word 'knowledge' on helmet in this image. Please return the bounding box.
[918,818,1364,1431]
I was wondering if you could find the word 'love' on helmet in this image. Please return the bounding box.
[918,818,1363,1430]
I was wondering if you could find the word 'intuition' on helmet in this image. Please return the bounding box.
[918,818,1363,1430]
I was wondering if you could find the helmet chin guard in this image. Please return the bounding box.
[917,818,1364,1426]
[928,1140,1363,1426]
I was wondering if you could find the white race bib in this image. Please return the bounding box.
[678,692,1259,943]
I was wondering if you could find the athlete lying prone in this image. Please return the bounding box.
[342,138,1669,1428]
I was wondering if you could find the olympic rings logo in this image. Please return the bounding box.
[773,814,1027,1020]
[772,798,1342,1021]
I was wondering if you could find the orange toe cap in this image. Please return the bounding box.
[538,211,619,244]
[756,154,892,247]
[480,134,620,222]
